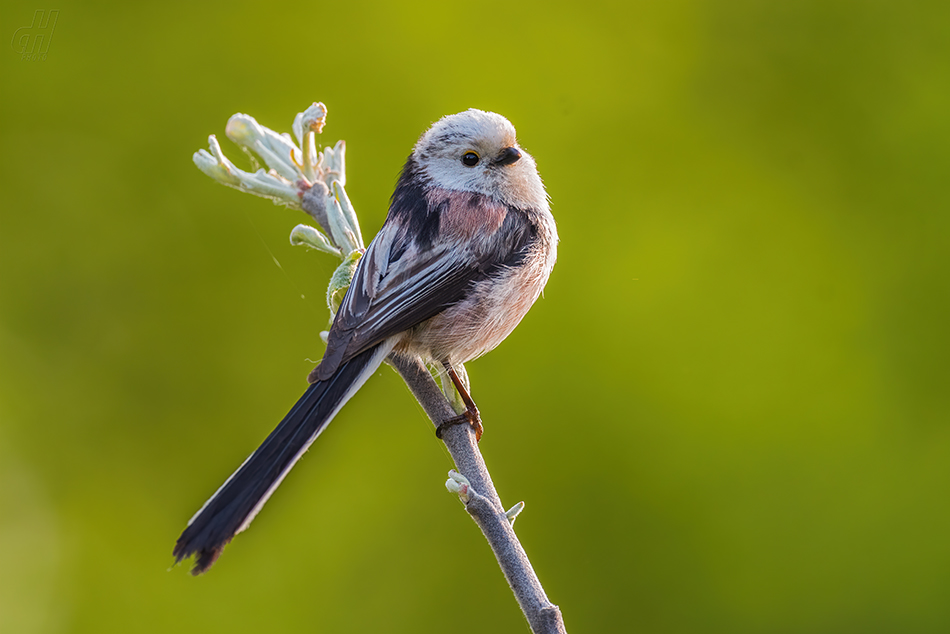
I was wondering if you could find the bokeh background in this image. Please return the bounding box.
[2,1,949,632]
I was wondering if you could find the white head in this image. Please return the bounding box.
[412,109,548,211]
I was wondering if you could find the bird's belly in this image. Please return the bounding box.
[406,264,547,365]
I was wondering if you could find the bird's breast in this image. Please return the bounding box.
[403,213,557,365]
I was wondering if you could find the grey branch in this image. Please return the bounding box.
[388,355,567,634]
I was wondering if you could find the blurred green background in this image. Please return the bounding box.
[2,1,949,632]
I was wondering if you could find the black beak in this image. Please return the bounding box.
[493,146,522,167]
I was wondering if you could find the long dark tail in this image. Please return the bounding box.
[173,342,392,574]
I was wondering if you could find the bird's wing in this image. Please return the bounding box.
[313,193,535,380]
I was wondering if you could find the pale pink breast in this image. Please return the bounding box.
[400,191,557,366]
[405,248,551,364]
[427,189,508,241]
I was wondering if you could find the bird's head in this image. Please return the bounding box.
[412,109,547,210]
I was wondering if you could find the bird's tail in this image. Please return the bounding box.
[173,341,393,574]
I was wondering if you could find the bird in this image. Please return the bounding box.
[173,109,558,574]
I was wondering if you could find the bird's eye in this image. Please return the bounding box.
[461,151,480,167]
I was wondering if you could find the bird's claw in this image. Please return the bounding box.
[435,408,483,441]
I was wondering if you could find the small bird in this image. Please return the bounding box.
[173,109,558,574]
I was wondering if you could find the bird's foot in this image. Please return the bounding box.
[435,406,483,442]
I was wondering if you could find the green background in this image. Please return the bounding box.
[2,1,949,632]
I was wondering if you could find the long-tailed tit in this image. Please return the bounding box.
[173,109,558,574]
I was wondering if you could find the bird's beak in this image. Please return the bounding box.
[493,146,522,167]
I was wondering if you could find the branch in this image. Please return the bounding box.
[388,354,567,634]
[193,103,567,634]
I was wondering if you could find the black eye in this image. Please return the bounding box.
[461,151,480,167]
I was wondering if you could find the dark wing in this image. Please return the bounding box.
[313,228,488,380]
[313,173,536,381]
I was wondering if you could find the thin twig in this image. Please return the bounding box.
[388,354,567,634]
